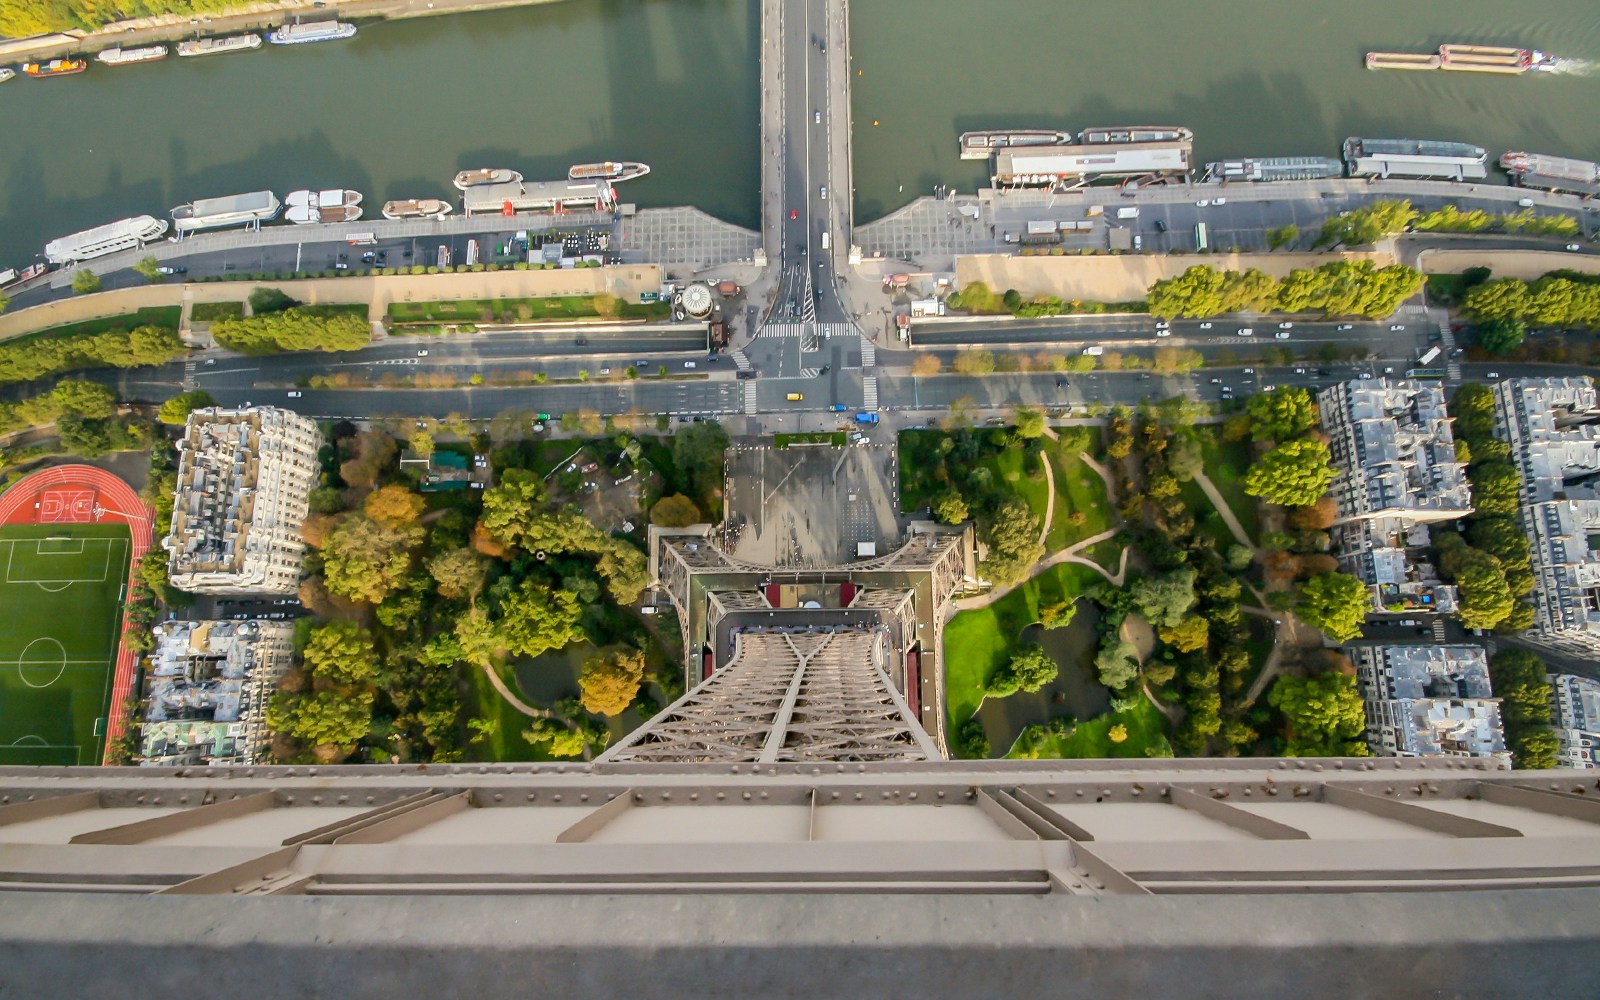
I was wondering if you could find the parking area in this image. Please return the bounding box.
[723,438,901,567]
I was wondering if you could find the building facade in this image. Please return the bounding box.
[1317,379,1472,614]
[165,406,321,595]
[1548,672,1600,769]
[1349,644,1509,765]
[139,619,295,765]
[1491,378,1600,657]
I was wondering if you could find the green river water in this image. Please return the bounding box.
[3,0,1598,257]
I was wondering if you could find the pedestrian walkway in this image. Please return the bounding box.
[861,340,876,368]
[862,376,879,411]
[730,349,752,372]
[743,383,758,414]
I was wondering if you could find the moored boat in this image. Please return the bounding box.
[283,188,363,224]
[44,215,169,264]
[0,264,49,289]
[177,33,263,57]
[453,168,521,190]
[381,199,454,220]
[268,20,357,45]
[95,45,169,66]
[1079,125,1194,145]
[22,58,87,78]
[567,161,651,183]
[172,190,282,234]
[0,68,15,83]
[958,130,1073,160]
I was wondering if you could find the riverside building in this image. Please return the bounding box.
[1317,379,1472,615]
[165,406,320,595]
[1491,378,1600,658]
[1548,672,1600,769]
[139,619,295,766]
[1350,644,1509,765]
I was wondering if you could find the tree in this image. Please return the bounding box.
[1158,614,1210,653]
[1266,224,1300,250]
[479,469,548,548]
[953,718,991,759]
[1129,567,1198,629]
[1450,550,1516,629]
[1039,600,1076,630]
[988,644,1058,698]
[1166,434,1203,482]
[70,269,102,295]
[1510,728,1561,770]
[301,621,379,685]
[0,291,8,315]
[1094,638,1141,690]
[579,647,647,716]
[1224,543,1254,572]
[211,308,371,354]
[157,389,215,425]
[912,354,942,376]
[363,484,425,529]
[496,581,583,659]
[133,256,164,283]
[672,420,730,502]
[1477,317,1526,355]
[932,490,968,525]
[523,718,587,758]
[410,430,435,458]
[248,287,297,315]
[979,497,1044,586]
[1147,265,1227,319]
[321,514,424,604]
[1468,461,1522,517]
[952,349,996,375]
[1287,497,1339,531]
[339,430,398,490]
[1268,673,1367,756]
[1247,386,1318,442]
[1488,648,1557,769]
[650,493,702,528]
[1295,572,1369,642]
[1315,199,1417,248]
[1244,439,1336,506]
[427,547,488,601]
[1013,406,1046,439]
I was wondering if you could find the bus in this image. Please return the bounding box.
[1195,222,1209,251]
[1406,369,1447,380]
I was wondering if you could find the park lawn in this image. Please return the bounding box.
[1045,438,1112,551]
[28,306,182,342]
[1180,478,1240,552]
[387,296,669,325]
[1009,698,1168,760]
[463,663,552,763]
[190,302,244,323]
[944,562,1101,728]
[1196,430,1260,542]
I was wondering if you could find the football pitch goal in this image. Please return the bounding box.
[0,524,132,766]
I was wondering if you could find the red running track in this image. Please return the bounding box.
[0,464,155,764]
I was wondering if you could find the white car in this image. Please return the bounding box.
[287,391,302,398]
[599,367,611,376]
[1213,197,1227,206]
[417,350,429,357]
[684,361,697,369]
[1487,371,1501,378]
[820,186,827,200]
[1566,243,1582,251]
[1275,331,1291,340]
[1242,368,1255,374]
[1264,384,1276,391]
[1196,199,1211,207]
[1388,325,1405,332]
[814,110,822,124]
[1199,322,1213,330]
[1155,320,1170,329]
[1236,328,1254,336]
[1156,329,1172,337]
[1336,324,1353,331]
[1277,322,1293,329]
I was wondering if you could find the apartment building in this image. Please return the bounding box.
[1317,379,1472,614]
[139,619,295,766]
[165,406,320,595]
[1491,378,1600,657]
[1548,672,1600,769]
[1349,644,1510,765]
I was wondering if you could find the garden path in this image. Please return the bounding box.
[475,661,593,761]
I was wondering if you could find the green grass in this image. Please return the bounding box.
[0,523,131,766]
[387,295,670,325]
[1007,697,1168,759]
[190,302,244,323]
[463,664,547,763]
[1194,429,1260,542]
[1045,434,1112,551]
[24,306,181,343]
[944,562,1102,728]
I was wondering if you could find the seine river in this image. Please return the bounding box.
[3,0,1599,256]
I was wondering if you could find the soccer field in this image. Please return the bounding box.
[0,523,132,766]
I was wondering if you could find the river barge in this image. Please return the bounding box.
[1080,125,1194,145]
[382,199,454,220]
[957,130,1072,160]
[45,215,168,264]
[1501,151,1600,197]
[95,45,168,66]
[1203,156,1344,183]
[177,34,263,57]
[284,188,362,224]
[453,168,521,190]
[1344,137,1488,181]
[1366,44,1557,74]
[568,161,651,183]
[172,190,282,234]
[22,58,87,77]
[268,20,357,45]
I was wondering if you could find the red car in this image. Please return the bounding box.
[790,209,798,220]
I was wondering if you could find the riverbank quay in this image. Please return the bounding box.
[0,0,571,64]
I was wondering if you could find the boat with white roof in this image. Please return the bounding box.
[283,189,363,224]
[171,190,282,234]
[45,216,169,264]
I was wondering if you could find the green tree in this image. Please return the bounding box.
[1449,383,1498,443]
[672,420,730,503]
[48,379,116,419]
[267,688,374,749]
[133,256,164,283]
[1130,567,1198,629]
[1510,728,1561,770]
[1013,406,1046,439]
[932,490,969,525]
[578,647,647,717]
[1477,317,1526,355]
[1468,461,1522,517]
[1451,550,1516,629]
[1166,434,1204,482]
[523,718,588,758]
[71,269,102,295]
[988,644,1059,698]
[363,483,425,529]
[479,469,548,549]
[211,308,370,354]
[1295,572,1369,642]
[1244,439,1337,506]
[427,547,488,601]
[410,430,435,458]
[1266,224,1300,250]
[1268,672,1368,756]
[248,287,297,314]
[979,496,1044,586]
[1158,614,1210,653]
[1315,199,1417,248]
[953,718,991,759]
[157,389,215,425]
[1094,637,1142,690]
[1147,265,1227,319]
[952,349,996,375]
[322,514,424,604]
[496,581,583,659]
[1488,648,1557,769]
[302,621,379,685]
[0,290,9,315]
[1247,386,1319,442]
[1038,600,1077,630]
[649,493,702,528]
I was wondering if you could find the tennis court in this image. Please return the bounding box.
[0,523,132,766]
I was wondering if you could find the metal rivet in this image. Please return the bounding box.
[936,790,946,799]
[579,793,589,803]
[689,793,699,801]
[854,792,864,801]
[908,791,918,800]
[552,794,562,803]
[526,793,536,802]
[716,792,726,800]
[759,791,768,800]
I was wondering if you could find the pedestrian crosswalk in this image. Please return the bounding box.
[860,341,876,368]
[1430,618,1448,642]
[181,360,198,388]
[799,367,823,379]
[862,376,878,411]
[730,349,752,371]
[743,383,758,414]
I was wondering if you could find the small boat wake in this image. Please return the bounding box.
[1548,57,1598,76]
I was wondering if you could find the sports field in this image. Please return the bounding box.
[0,523,132,766]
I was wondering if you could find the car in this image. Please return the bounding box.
[598,367,611,376]
[1155,320,1170,329]
[1055,378,1067,388]
[286,391,302,398]
[1209,377,1222,384]
[1336,324,1353,331]
[790,209,798,220]
[1196,199,1211,207]
[786,392,804,401]
[1487,371,1501,378]
[1294,367,1307,374]
[417,350,429,357]
[1213,197,1227,206]
[204,358,216,365]
[581,463,599,473]
[1384,367,1395,374]
[819,39,825,52]
[1243,368,1255,374]
[1236,328,1254,336]
[1263,384,1276,391]
[1154,219,1168,233]
[1389,324,1406,331]
[1567,243,1582,251]
[814,110,821,124]
[1199,322,1213,330]
[156,265,187,275]
[1278,322,1293,330]
[1427,331,1442,343]
[683,361,697,369]
[829,404,848,412]
[640,606,658,616]
[1156,329,1172,337]
[1133,235,1143,251]
[820,186,827,200]
[1274,331,1291,340]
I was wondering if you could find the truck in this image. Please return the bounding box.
[820,231,831,252]
[1085,205,1104,218]
[829,404,848,412]
[1116,207,1140,219]
[854,412,880,425]
[1417,345,1442,367]
[1027,220,1058,236]
[1081,345,1104,356]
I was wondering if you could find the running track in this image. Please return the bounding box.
[0,465,155,764]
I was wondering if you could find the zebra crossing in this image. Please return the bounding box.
[1430,617,1448,642]
[798,367,823,379]
[742,382,758,414]
[862,376,879,411]
[181,360,198,388]
[730,349,752,371]
[860,340,876,368]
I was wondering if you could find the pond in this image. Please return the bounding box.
[973,599,1108,756]
[513,640,645,742]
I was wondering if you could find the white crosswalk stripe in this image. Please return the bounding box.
[730,349,752,371]
[862,376,879,411]
[860,341,876,368]
[742,383,758,414]
[181,361,198,388]
[798,367,822,379]
[1431,618,1448,642]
